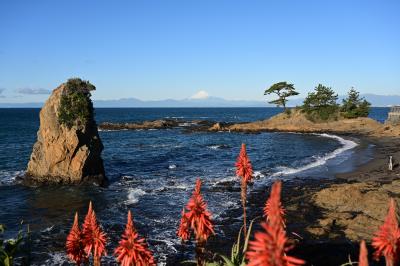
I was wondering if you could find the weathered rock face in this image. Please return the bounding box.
[24,83,106,186]
[308,180,400,241]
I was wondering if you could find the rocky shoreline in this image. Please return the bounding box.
[127,111,398,265]
[229,112,400,264]
[101,111,400,264]
[307,136,400,239]
[222,111,400,240]
[200,135,400,266]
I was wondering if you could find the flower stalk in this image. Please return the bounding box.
[235,143,253,240]
[359,240,369,266]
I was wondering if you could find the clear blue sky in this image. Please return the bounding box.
[0,0,399,103]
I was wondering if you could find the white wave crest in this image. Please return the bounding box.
[208,145,221,150]
[253,171,265,178]
[272,133,358,176]
[98,128,128,132]
[41,225,54,233]
[0,170,23,186]
[126,188,146,204]
[208,144,229,150]
[178,122,198,127]
[211,176,238,186]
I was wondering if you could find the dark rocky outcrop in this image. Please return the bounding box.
[23,80,106,186]
[98,119,233,133]
[99,119,179,130]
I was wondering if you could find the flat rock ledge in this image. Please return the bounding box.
[99,119,178,130]
[99,119,233,132]
[307,178,400,241]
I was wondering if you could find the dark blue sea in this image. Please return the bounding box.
[0,107,389,265]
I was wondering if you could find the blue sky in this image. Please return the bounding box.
[0,0,399,103]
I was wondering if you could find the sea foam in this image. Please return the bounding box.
[272,133,358,176]
[126,188,146,204]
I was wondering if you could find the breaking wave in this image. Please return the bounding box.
[272,133,358,176]
[126,188,147,204]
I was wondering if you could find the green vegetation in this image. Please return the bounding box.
[302,84,339,122]
[299,85,371,122]
[263,82,371,122]
[340,88,371,118]
[0,223,30,266]
[58,78,95,129]
[219,220,254,266]
[264,82,299,111]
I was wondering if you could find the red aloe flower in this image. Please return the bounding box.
[114,210,156,266]
[235,143,253,184]
[246,222,305,266]
[235,143,253,239]
[264,181,286,228]
[185,178,215,243]
[82,201,107,266]
[66,212,87,266]
[359,240,369,266]
[177,208,191,241]
[247,180,304,266]
[372,198,400,266]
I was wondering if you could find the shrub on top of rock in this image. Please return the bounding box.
[301,84,339,122]
[341,88,371,119]
[58,78,95,129]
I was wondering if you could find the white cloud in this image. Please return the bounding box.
[190,90,209,100]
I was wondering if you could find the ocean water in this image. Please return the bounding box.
[0,107,389,265]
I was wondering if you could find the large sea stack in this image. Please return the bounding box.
[24,78,106,186]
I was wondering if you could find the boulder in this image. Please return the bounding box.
[24,79,106,186]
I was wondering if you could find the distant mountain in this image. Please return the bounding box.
[1,94,399,108]
[0,102,44,108]
[94,96,267,107]
[357,94,400,107]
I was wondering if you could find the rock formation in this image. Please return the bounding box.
[227,109,400,138]
[309,180,400,241]
[99,119,178,130]
[98,119,228,132]
[24,79,106,186]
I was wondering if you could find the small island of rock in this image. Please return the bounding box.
[24,78,106,186]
